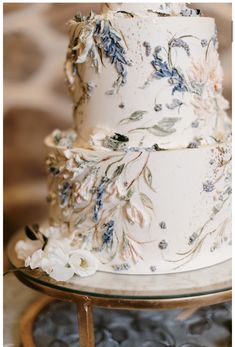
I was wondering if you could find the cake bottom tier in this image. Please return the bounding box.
[41,137,232,276]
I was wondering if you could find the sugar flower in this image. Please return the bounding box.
[69,249,98,277]
[15,239,43,261]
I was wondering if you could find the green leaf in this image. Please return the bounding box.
[129,117,181,137]
[157,117,180,130]
[119,110,147,125]
[116,10,134,17]
[148,125,175,136]
[42,235,48,250]
[25,225,38,241]
[112,164,125,179]
[144,166,156,192]
[140,193,154,210]
[129,110,147,121]
[148,117,180,137]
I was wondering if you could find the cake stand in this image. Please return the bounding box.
[7,230,232,347]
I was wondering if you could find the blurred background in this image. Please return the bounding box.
[3,3,232,260]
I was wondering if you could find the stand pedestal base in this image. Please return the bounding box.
[20,295,232,347]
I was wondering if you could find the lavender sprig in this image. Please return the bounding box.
[151,47,188,95]
[94,19,129,85]
[93,176,109,222]
[102,220,115,246]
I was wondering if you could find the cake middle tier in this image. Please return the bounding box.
[65,14,229,150]
[45,134,231,274]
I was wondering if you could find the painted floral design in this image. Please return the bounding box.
[150,34,201,96]
[124,193,151,228]
[66,11,130,97]
[160,144,232,269]
[45,147,158,267]
[188,45,229,134]
[16,226,99,281]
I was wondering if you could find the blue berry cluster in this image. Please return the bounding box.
[171,38,190,56]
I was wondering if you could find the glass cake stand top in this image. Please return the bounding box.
[8,230,231,300]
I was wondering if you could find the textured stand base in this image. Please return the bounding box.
[27,299,231,347]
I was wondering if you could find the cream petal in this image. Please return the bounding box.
[15,240,42,260]
[41,226,63,239]
[41,258,53,275]
[69,250,98,277]
[64,149,73,159]
[50,263,74,282]
[27,249,45,269]
[125,195,150,228]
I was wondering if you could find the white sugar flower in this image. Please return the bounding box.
[19,234,99,281]
[41,225,66,239]
[69,250,98,277]
[24,247,77,282]
[42,238,75,282]
[15,239,42,261]
[49,263,75,282]
[25,249,45,269]
[46,239,71,266]
[125,194,150,228]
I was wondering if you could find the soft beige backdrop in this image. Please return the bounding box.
[3,3,232,247]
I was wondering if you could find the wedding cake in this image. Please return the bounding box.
[16,3,232,282]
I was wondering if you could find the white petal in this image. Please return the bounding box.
[41,258,53,275]
[69,250,98,277]
[64,149,73,159]
[50,263,74,282]
[15,240,42,260]
[28,249,45,269]
[25,256,31,268]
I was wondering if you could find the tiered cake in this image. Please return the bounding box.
[16,3,232,282]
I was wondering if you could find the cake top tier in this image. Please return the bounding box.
[101,3,201,17]
[64,3,230,151]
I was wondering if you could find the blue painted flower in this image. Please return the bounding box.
[102,220,115,246]
[203,180,215,193]
[93,176,109,222]
[94,20,129,85]
[151,47,188,95]
[59,182,72,207]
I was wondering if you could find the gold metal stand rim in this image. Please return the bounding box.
[15,270,231,311]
